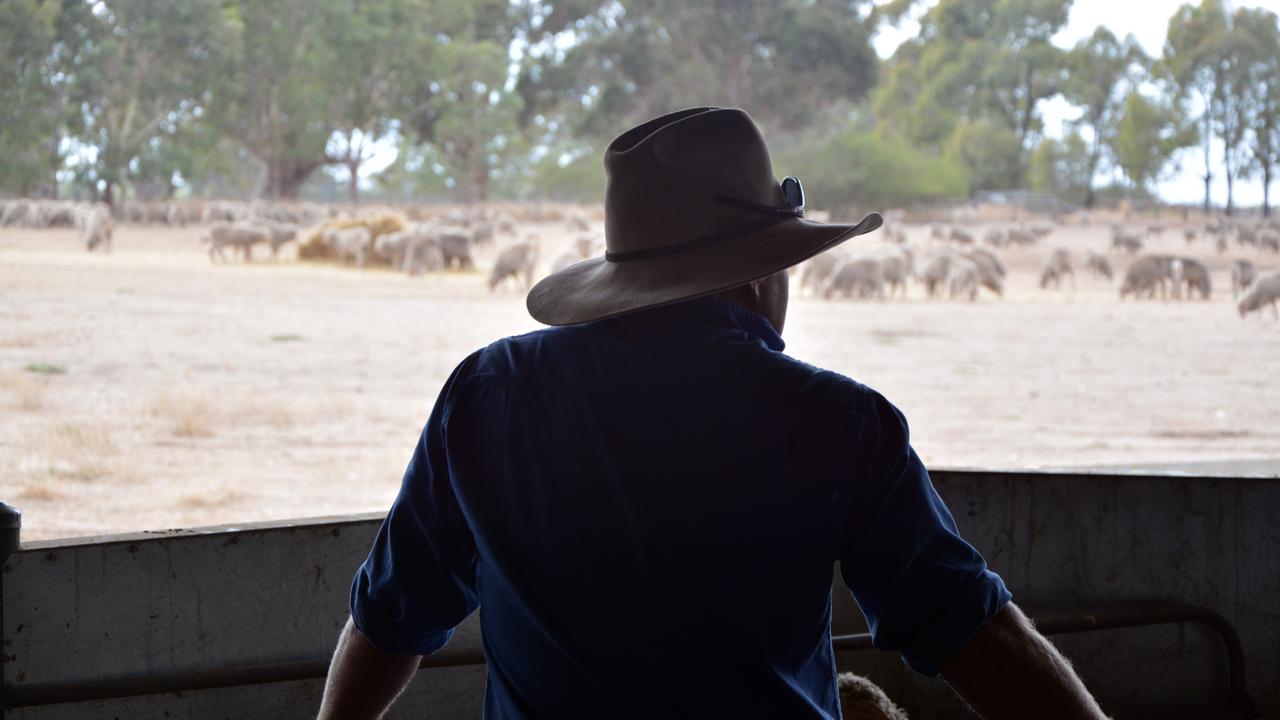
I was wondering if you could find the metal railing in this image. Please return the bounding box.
[1,601,1255,715]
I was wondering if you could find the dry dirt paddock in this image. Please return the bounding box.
[2,219,1278,541]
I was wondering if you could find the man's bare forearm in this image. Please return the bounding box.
[317,617,421,720]
[941,603,1108,720]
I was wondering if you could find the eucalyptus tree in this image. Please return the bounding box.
[1236,6,1280,216]
[1062,28,1143,207]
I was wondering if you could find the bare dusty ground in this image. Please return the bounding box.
[2,220,1278,541]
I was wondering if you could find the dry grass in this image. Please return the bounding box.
[177,487,246,509]
[16,480,63,501]
[8,421,119,487]
[0,330,48,349]
[1,371,50,411]
[229,393,295,430]
[150,390,217,437]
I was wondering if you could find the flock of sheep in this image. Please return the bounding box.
[4,195,1279,319]
[795,217,1280,318]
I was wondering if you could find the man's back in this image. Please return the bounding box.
[350,296,1009,719]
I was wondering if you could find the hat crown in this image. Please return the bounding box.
[603,107,787,258]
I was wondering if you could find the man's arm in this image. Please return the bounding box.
[941,603,1107,720]
[317,617,421,720]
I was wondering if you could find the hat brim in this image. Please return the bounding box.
[527,212,883,326]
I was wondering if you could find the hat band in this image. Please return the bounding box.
[604,215,793,263]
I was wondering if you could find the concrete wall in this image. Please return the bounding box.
[2,471,1276,718]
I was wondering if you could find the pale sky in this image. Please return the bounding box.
[873,0,1280,207]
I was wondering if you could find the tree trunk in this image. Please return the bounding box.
[1201,114,1213,214]
[265,158,320,200]
[346,160,360,205]
[1225,167,1234,216]
[48,133,60,200]
[1264,165,1272,218]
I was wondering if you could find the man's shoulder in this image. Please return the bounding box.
[789,363,902,426]
[454,324,588,380]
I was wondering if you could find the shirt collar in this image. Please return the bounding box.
[682,295,786,352]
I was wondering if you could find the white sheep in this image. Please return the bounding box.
[1039,248,1074,290]
[1238,270,1280,319]
[205,221,271,262]
[946,256,981,301]
[488,240,540,291]
[1231,260,1256,298]
[82,207,113,252]
[822,257,885,300]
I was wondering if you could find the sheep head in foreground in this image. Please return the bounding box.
[837,673,908,720]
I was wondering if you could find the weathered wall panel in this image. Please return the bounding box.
[3,472,1277,718]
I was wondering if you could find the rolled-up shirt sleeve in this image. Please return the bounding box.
[839,395,1011,677]
[350,357,480,655]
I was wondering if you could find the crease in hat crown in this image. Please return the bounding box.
[603,107,786,259]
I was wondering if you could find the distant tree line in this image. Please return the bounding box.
[1,0,1277,215]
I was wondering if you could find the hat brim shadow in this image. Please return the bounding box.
[527,212,883,326]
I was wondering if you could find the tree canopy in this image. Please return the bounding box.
[0,0,1277,213]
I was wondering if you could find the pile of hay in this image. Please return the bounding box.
[298,212,408,263]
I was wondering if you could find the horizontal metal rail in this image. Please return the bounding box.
[832,601,1253,717]
[1,601,1254,713]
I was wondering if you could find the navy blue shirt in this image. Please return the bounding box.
[351,296,1010,719]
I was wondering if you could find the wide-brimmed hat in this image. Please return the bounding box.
[526,107,882,326]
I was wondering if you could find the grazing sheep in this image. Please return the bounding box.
[566,211,591,233]
[206,222,271,262]
[918,251,957,298]
[1028,222,1054,240]
[963,249,1004,297]
[837,673,908,720]
[549,233,593,274]
[260,222,300,257]
[326,226,371,266]
[548,250,583,274]
[122,200,146,224]
[799,250,846,296]
[1119,255,1174,300]
[471,222,497,250]
[983,227,1007,247]
[1232,260,1256,298]
[1005,226,1038,247]
[948,226,975,245]
[875,247,914,298]
[40,201,77,228]
[1111,227,1143,254]
[167,203,189,227]
[374,230,414,267]
[967,247,1006,277]
[1260,231,1280,253]
[1236,225,1258,247]
[1172,257,1211,300]
[436,226,475,270]
[930,224,945,240]
[1083,251,1113,280]
[1183,228,1197,244]
[496,212,518,236]
[1039,248,1074,290]
[82,207,113,252]
[1,200,31,227]
[488,241,539,291]
[946,257,981,301]
[402,234,444,276]
[573,234,601,258]
[822,257,885,300]
[1238,270,1280,318]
